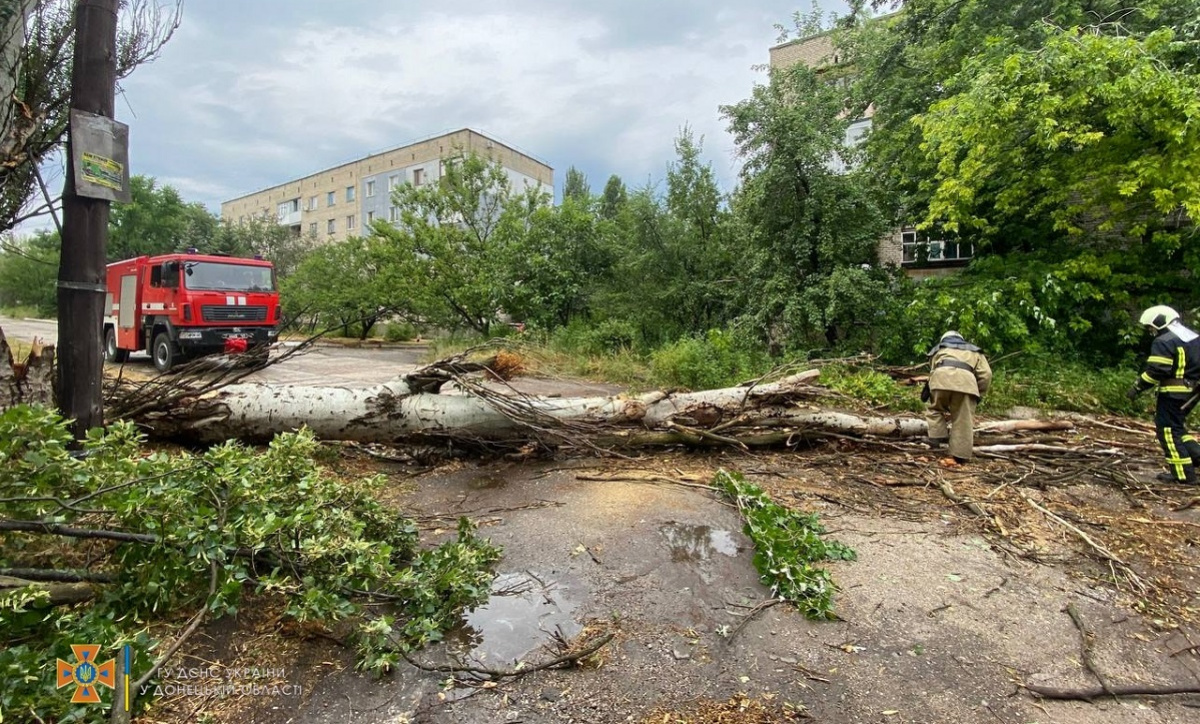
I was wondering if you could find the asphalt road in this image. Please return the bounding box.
[0,315,428,387]
[0,316,619,396]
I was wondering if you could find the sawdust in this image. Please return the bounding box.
[638,693,807,723]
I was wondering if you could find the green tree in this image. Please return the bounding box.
[1,2,180,234]
[283,236,394,339]
[107,176,215,261]
[212,216,318,280]
[563,166,591,204]
[846,0,1198,243]
[372,152,548,334]
[634,129,737,340]
[499,197,613,330]
[598,174,628,220]
[916,26,1200,244]
[722,60,891,353]
[587,131,741,347]
[0,230,58,316]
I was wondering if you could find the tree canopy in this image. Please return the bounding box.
[916,25,1200,244]
[0,1,181,235]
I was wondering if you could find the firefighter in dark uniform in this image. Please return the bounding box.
[924,331,993,463]
[1127,305,1200,484]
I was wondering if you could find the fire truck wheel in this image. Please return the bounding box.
[104,327,128,363]
[152,332,176,373]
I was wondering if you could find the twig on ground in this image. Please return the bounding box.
[1065,602,1113,696]
[724,598,783,641]
[401,631,615,681]
[1022,494,1147,594]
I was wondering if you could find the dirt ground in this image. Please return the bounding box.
[137,403,1200,724]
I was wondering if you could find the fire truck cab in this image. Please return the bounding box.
[103,251,281,372]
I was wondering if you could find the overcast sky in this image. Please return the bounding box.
[114,0,851,214]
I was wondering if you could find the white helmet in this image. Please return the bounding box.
[1139,305,1179,331]
[941,330,962,341]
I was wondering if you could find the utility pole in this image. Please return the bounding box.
[58,0,119,439]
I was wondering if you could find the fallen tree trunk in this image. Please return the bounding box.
[109,355,1066,450]
[118,367,937,447]
[0,575,97,607]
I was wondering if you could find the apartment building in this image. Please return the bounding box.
[769,28,972,278]
[221,129,553,242]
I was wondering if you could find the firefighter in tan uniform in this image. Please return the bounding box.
[923,331,993,462]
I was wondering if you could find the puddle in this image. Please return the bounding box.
[445,572,581,668]
[467,473,508,490]
[659,523,740,563]
[658,523,741,585]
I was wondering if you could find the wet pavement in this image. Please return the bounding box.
[2,316,621,397]
[227,455,1200,724]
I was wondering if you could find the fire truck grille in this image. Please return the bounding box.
[202,305,268,322]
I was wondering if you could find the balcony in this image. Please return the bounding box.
[277,199,301,227]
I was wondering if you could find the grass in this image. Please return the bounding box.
[406,330,1152,419]
[3,338,33,362]
[425,333,656,389]
[0,305,49,320]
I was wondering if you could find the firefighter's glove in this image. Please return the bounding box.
[1126,385,1141,401]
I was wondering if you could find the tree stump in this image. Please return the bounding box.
[0,326,56,410]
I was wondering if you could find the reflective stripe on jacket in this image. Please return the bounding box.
[928,347,992,398]
[1138,328,1200,396]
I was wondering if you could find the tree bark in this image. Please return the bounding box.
[0,0,38,157]
[122,368,939,447]
[0,574,97,606]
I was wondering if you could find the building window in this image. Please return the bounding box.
[327,219,336,235]
[346,185,355,202]
[308,222,317,234]
[365,179,375,197]
[327,191,335,207]
[346,214,355,230]
[388,174,399,190]
[366,210,375,224]
[413,168,424,186]
[901,229,974,266]
[389,206,400,223]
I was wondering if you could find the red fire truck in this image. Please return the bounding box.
[103,251,281,372]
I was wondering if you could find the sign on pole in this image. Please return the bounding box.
[70,109,131,203]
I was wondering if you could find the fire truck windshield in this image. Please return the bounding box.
[183,262,275,292]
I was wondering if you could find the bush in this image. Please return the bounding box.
[651,328,769,390]
[821,365,924,413]
[980,359,1143,416]
[550,318,640,356]
[384,321,418,342]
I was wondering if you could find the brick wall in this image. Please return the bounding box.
[769,33,836,70]
[220,129,553,243]
[877,228,903,267]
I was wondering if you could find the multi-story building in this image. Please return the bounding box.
[221,128,553,242]
[769,28,973,278]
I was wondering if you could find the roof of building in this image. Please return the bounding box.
[222,127,552,204]
[768,10,901,52]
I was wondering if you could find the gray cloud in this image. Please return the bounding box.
[113,0,850,214]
